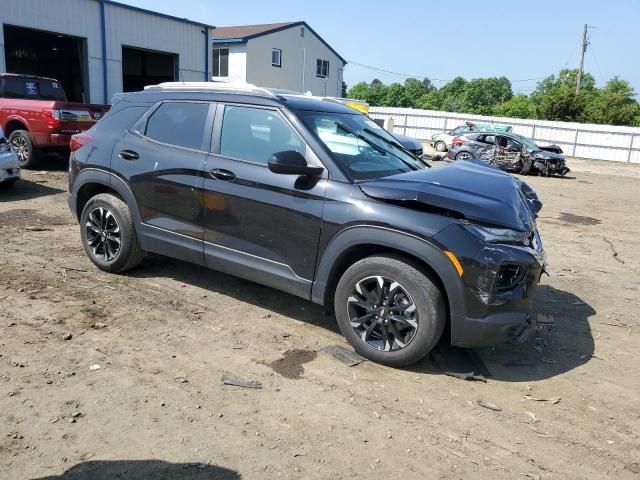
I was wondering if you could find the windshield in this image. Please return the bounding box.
[298,111,425,181]
[514,134,540,152]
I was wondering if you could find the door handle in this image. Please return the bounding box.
[118,150,139,161]
[209,169,236,181]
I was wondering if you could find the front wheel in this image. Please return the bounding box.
[334,255,446,367]
[80,193,144,273]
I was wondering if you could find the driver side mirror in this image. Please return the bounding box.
[268,150,324,176]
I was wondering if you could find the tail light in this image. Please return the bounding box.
[47,109,62,129]
[452,136,464,146]
[70,133,94,152]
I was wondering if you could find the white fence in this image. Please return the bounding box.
[369,107,640,163]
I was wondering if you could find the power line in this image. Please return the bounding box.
[347,59,548,85]
[346,60,449,82]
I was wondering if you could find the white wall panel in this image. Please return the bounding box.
[371,106,640,163]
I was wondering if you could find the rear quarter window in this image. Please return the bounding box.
[89,105,148,138]
[144,102,210,150]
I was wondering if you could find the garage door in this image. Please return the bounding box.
[122,46,177,92]
[3,24,88,102]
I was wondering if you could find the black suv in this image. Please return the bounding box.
[68,83,545,366]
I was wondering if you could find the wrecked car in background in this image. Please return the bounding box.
[430,121,512,152]
[448,131,570,176]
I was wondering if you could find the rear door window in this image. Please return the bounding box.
[144,102,210,150]
[478,135,495,144]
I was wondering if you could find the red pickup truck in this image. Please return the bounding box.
[0,74,110,168]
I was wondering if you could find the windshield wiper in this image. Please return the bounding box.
[335,122,388,156]
[362,128,422,170]
[363,128,428,169]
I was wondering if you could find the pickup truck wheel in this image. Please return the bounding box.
[9,130,41,169]
[80,193,144,273]
[334,255,446,367]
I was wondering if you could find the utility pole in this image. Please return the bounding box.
[576,24,589,94]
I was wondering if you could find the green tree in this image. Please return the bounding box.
[347,82,370,101]
[459,77,513,115]
[584,77,640,125]
[436,76,468,111]
[341,81,348,98]
[403,78,434,108]
[367,79,388,106]
[383,82,408,107]
[493,94,537,118]
[532,69,596,121]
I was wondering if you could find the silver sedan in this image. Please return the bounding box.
[0,127,20,188]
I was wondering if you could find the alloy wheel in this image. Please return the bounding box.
[10,135,29,164]
[85,207,121,262]
[456,152,472,160]
[347,276,418,352]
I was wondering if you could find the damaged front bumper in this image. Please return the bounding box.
[433,224,545,348]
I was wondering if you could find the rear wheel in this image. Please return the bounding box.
[80,193,144,273]
[455,151,472,161]
[434,141,447,152]
[334,255,446,367]
[9,130,41,169]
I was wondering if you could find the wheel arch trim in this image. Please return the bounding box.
[311,225,466,320]
[70,168,142,225]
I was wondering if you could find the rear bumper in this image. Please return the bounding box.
[49,134,72,147]
[32,133,72,148]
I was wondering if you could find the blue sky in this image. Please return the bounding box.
[120,0,640,95]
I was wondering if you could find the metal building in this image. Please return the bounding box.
[0,0,214,103]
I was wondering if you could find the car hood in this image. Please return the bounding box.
[392,133,421,150]
[534,150,565,161]
[360,159,540,232]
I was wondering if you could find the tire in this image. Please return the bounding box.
[80,193,144,273]
[434,141,447,152]
[334,255,446,367]
[455,151,472,161]
[9,130,41,169]
[519,158,533,175]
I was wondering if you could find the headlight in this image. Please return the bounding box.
[464,223,531,246]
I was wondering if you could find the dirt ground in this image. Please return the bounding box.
[1,156,639,479]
